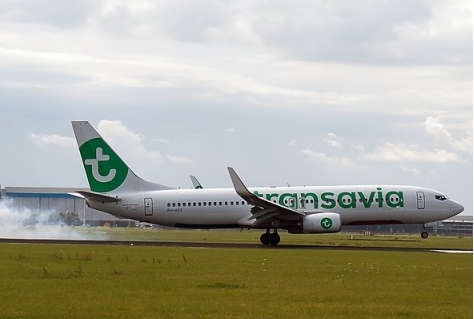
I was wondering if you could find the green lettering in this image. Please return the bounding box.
[301,192,319,209]
[386,191,404,208]
[256,188,403,210]
[358,192,375,208]
[377,187,383,208]
[280,193,298,209]
[321,192,336,209]
[265,193,279,203]
[338,192,356,209]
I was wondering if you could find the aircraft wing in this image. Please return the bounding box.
[227,167,304,226]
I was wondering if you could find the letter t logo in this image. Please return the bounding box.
[84,147,116,183]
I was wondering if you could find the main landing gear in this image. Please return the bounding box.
[260,228,280,246]
[421,223,429,239]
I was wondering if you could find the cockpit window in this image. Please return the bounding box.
[435,195,448,201]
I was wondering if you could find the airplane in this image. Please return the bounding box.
[71,121,464,245]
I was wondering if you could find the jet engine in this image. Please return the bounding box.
[288,212,342,234]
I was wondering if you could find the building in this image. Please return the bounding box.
[0,186,135,227]
[430,215,473,237]
[342,215,472,237]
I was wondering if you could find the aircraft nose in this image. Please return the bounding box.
[451,201,464,214]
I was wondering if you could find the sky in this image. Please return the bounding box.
[0,0,472,216]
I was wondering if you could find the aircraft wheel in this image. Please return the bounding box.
[421,231,429,239]
[260,233,270,245]
[269,233,280,246]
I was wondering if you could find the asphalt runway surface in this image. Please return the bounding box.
[1,238,471,253]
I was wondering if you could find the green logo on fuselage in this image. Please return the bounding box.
[320,217,333,229]
[79,138,128,193]
[254,188,404,210]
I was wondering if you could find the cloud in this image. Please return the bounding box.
[287,139,297,147]
[0,0,98,28]
[365,142,466,163]
[165,154,192,164]
[401,165,421,177]
[97,119,162,163]
[226,127,236,133]
[323,132,344,148]
[250,1,471,66]
[28,132,76,148]
[298,147,358,169]
[152,138,170,144]
[424,116,472,153]
[351,144,365,152]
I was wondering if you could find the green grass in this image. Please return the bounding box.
[0,239,472,318]
[79,227,473,250]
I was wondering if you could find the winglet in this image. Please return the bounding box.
[227,167,253,197]
[190,175,203,189]
[227,167,305,225]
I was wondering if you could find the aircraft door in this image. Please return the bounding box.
[144,198,153,216]
[416,191,425,209]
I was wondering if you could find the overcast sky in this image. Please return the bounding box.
[0,0,472,215]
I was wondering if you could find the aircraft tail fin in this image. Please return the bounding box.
[72,121,173,194]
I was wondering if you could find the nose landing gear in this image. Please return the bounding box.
[260,228,280,246]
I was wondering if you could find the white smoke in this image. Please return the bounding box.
[0,199,106,240]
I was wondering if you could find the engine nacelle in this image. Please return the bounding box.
[289,213,342,234]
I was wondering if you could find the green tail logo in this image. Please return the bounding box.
[79,138,128,193]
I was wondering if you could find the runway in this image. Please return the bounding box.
[1,238,469,253]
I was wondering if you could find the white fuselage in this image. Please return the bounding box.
[85,185,464,229]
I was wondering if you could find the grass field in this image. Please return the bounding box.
[0,231,472,319]
[77,227,473,250]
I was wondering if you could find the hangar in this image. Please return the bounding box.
[0,186,134,227]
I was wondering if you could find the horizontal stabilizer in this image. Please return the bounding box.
[71,191,121,203]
